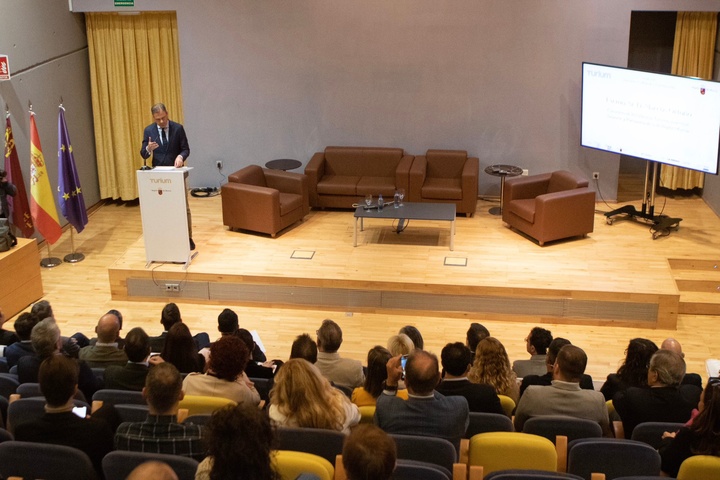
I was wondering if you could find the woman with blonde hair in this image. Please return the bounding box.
[269,358,360,434]
[387,333,414,356]
[468,337,520,403]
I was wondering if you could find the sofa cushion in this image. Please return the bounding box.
[426,150,468,179]
[324,147,404,177]
[508,198,536,223]
[317,175,361,195]
[356,176,397,196]
[421,178,463,200]
[279,192,303,216]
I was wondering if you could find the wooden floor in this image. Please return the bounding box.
[15,194,720,385]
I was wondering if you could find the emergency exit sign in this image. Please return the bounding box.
[115,0,134,6]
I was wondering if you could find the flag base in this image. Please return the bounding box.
[40,256,62,268]
[64,252,85,263]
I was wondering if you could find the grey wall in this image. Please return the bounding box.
[0,0,99,238]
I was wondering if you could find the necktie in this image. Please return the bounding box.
[161,128,167,145]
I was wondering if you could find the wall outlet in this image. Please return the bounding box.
[522,169,529,176]
[164,283,179,292]
[592,172,600,180]
[216,161,223,170]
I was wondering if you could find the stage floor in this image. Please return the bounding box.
[108,194,720,330]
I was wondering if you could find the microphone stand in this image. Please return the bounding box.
[140,156,152,171]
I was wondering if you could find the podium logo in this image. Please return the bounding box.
[158,189,163,196]
[151,178,172,184]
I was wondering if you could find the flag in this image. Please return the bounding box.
[57,107,87,233]
[29,112,62,244]
[4,114,34,237]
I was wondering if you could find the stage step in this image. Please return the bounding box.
[669,258,720,314]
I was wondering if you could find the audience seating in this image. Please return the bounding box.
[358,405,375,424]
[502,170,595,246]
[460,412,514,464]
[7,397,90,435]
[484,470,583,480]
[630,421,684,449]
[91,367,105,382]
[0,428,12,443]
[102,450,199,480]
[273,450,334,480]
[390,433,459,476]
[221,164,310,237]
[91,389,146,413]
[0,373,18,399]
[16,382,88,403]
[676,455,720,480]
[523,415,603,472]
[114,404,151,423]
[566,438,661,480]
[0,441,98,480]
[249,376,271,401]
[408,149,479,216]
[497,395,516,417]
[393,459,455,480]
[275,426,345,465]
[183,414,212,425]
[178,394,236,417]
[468,432,557,480]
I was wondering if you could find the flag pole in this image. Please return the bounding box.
[63,227,84,263]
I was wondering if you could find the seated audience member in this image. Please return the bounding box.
[14,355,115,476]
[183,335,260,405]
[466,323,490,362]
[436,342,504,414]
[387,333,415,357]
[399,325,424,350]
[661,337,703,388]
[613,349,702,439]
[199,308,239,363]
[269,358,360,434]
[0,307,19,346]
[600,337,658,401]
[514,345,611,436]
[513,327,553,378]
[4,311,39,368]
[18,318,100,400]
[375,350,469,453]
[195,404,281,480]
[104,327,156,391]
[89,309,125,348]
[235,328,277,378]
[30,300,86,354]
[352,346,408,407]
[126,461,178,480]
[290,333,318,363]
[78,312,128,368]
[519,337,594,398]
[115,362,205,460]
[660,379,720,477]
[315,319,364,390]
[161,322,205,374]
[343,424,397,480]
[468,337,520,403]
[148,302,182,353]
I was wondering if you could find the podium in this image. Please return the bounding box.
[137,167,196,269]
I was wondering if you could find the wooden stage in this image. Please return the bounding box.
[108,194,720,331]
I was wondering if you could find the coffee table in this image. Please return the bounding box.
[353,202,456,250]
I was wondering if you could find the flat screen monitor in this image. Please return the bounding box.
[581,62,720,175]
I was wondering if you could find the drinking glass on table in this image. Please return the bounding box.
[397,188,405,206]
[365,194,373,208]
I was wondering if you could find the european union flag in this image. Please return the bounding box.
[57,106,88,233]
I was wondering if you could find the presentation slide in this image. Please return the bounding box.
[581,63,720,174]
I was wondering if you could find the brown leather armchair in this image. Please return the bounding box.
[502,170,595,246]
[408,149,479,216]
[221,165,310,237]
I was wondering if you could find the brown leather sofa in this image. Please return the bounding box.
[502,170,595,246]
[221,165,309,237]
[304,146,414,208]
[408,149,479,216]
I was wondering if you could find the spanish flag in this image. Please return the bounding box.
[29,112,62,244]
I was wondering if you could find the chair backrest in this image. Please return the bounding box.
[17,382,87,403]
[0,373,18,399]
[183,414,212,425]
[273,450,334,480]
[92,388,146,406]
[425,149,468,178]
[393,458,454,480]
[676,455,720,480]
[567,438,661,479]
[390,433,457,474]
[469,432,557,475]
[115,403,150,423]
[91,367,105,382]
[249,376,271,401]
[523,415,603,443]
[630,421,685,449]
[0,440,98,480]
[275,426,346,465]
[485,470,584,480]
[0,427,12,443]
[498,395,516,417]
[547,170,588,193]
[466,412,514,438]
[359,405,375,424]
[7,397,90,435]
[178,394,237,416]
[230,164,268,187]
[102,450,199,480]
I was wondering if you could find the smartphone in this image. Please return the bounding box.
[400,354,408,371]
[72,406,87,418]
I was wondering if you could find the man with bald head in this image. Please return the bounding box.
[374,349,469,453]
[661,338,702,388]
[79,312,128,367]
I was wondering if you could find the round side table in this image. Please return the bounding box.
[265,159,302,171]
[485,164,523,215]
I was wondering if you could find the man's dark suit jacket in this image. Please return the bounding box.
[17,355,101,401]
[612,384,702,439]
[140,120,190,167]
[375,391,469,453]
[4,340,34,368]
[103,362,150,391]
[520,372,595,399]
[435,379,505,415]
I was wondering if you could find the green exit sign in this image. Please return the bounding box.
[115,0,134,6]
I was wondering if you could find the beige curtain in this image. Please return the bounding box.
[86,12,184,200]
[660,12,718,191]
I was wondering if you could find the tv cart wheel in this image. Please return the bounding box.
[606,217,614,225]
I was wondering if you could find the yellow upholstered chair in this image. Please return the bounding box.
[273,450,334,480]
[676,455,720,480]
[358,405,375,424]
[498,395,516,417]
[468,432,557,479]
[178,395,236,417]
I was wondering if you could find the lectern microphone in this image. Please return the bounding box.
[139,158,152,171]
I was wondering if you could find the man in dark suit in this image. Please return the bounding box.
[104,327,155,391]
[140,102,194,249]
[436,342,504,414]
[519,337,595,399]
[4,311,38,368]
[375,349,469,453]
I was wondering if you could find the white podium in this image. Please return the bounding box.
[137,167,195,269]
